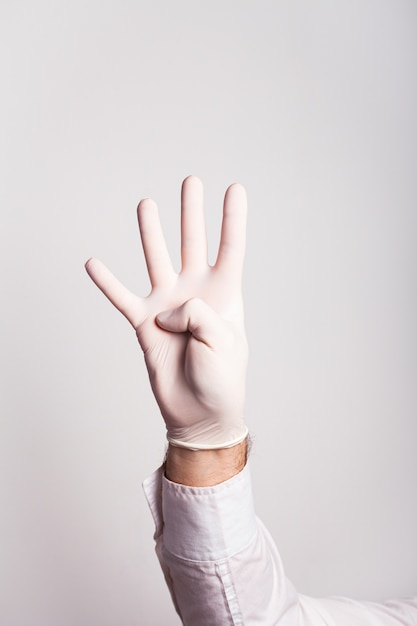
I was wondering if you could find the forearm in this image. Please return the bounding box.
[165,439,248,486]
[143,459,301,626]
[145,463,417,626]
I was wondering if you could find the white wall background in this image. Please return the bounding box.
[1,1,416,624]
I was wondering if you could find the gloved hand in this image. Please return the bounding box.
[85,176,248,449]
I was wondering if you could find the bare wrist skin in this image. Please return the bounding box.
[165,439,248,487]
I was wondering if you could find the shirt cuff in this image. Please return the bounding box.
[143,463,257,563]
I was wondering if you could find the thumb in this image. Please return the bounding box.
[156,298,227,347]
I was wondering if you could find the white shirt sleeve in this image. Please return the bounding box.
[142,464,417,626]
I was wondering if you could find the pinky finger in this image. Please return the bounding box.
[85,257,144,328]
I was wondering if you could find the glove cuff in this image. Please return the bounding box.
[167,425,249,451]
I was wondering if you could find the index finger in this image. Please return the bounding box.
[214,183,247,280]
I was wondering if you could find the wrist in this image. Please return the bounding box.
[165,438,248,486]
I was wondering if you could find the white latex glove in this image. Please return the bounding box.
[85,176,248,449]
